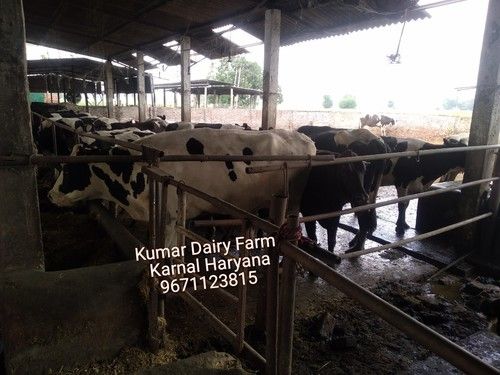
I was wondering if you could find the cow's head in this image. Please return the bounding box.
[48,145,102,206]
[320,150,368,206]
[48,144,142,208]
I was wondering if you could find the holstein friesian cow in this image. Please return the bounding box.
[36,114,169,155]
[80,128,156,149]
[300,149,369,252]
[48,129,316,246]
[297,126,388,252]
[381,136,467,234]
[164,122,252,131]
[440,133,469,181]
[360,114,395,136]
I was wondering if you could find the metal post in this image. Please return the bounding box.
[278,215,299,375]
[204,86,208,108]
[176,188,187,251]
[180,36,191,122]
[163,88,166,107]
[265,194,288,375]
[261,9,281,130]
[149,74,156,118]
[83,80,89,112]
[230,87,234,108]
[461,0,500,249]
[479,153,500,271]
[236,221,253,352]
[137,51,147,122]
[0,0,44,271]
[104,60,114,118]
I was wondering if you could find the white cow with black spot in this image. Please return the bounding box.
[48,129,316,247]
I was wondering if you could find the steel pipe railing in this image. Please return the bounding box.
[246,144,500,174]
[301,177,498,223]
[340,212,492,259]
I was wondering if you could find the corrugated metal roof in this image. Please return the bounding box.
[22,0,428,67]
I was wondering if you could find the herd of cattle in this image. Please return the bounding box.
[32,103,468,255]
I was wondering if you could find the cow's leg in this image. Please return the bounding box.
[346,211,369,253]
[304,220,318,243]
[318,217,339,252]
[396,186,410,234]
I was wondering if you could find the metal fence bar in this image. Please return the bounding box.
[236,221,252,353]
[178,289,266,370]
[279,240,500,375]
[168,254,238,304]
[193,218,245,227]
[301,177,498,223]
[266,194,288,375]
[246,144,500,174]
[278,215,300,375]
[340,213,492,259]
[175,225,237,260]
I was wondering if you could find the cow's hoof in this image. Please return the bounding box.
[348,236,359,247]
[395,227,405,235]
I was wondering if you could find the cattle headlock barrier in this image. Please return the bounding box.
[0,111,499,374]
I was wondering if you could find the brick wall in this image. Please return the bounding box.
[79,106,471,142]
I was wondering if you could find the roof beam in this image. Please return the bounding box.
[27,21,134,51]
[84,0,170,56]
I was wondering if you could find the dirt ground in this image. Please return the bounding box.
[37,170,500,374]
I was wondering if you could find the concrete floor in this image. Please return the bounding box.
[307,185,437,286]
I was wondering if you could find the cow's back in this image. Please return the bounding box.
[135,128,316,218]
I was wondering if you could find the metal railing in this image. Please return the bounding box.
[139,169,499,375]
[5,111,498,374]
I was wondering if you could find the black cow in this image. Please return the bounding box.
[301,150,368,252]
[298,126,387,252]
[381,136,467,234]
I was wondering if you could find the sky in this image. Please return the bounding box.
[26,0,489,112]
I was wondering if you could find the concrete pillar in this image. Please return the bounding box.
[137,51,147,122]
[173,91,177,108]
[180,36,191,122]
[230,87,234,108]
[0,0,44,271]
[261,9,281,130]
[104,60,114,118]
[163,88,166,107]
[461,0,500,270]
[204,86,208,108]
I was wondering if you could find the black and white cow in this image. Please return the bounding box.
[80,128,156,149]
[108,117,169,132]
[164,122,252,131]
[48,129,316,246]
[297,126,388,252]
[381,136,467,234]
[301,149,369,252]
[360,114,395,136]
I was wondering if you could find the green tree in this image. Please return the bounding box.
[339,94,357,109]
[322,95,333,109]
[209,56,282,108]
[443,98,459,110]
